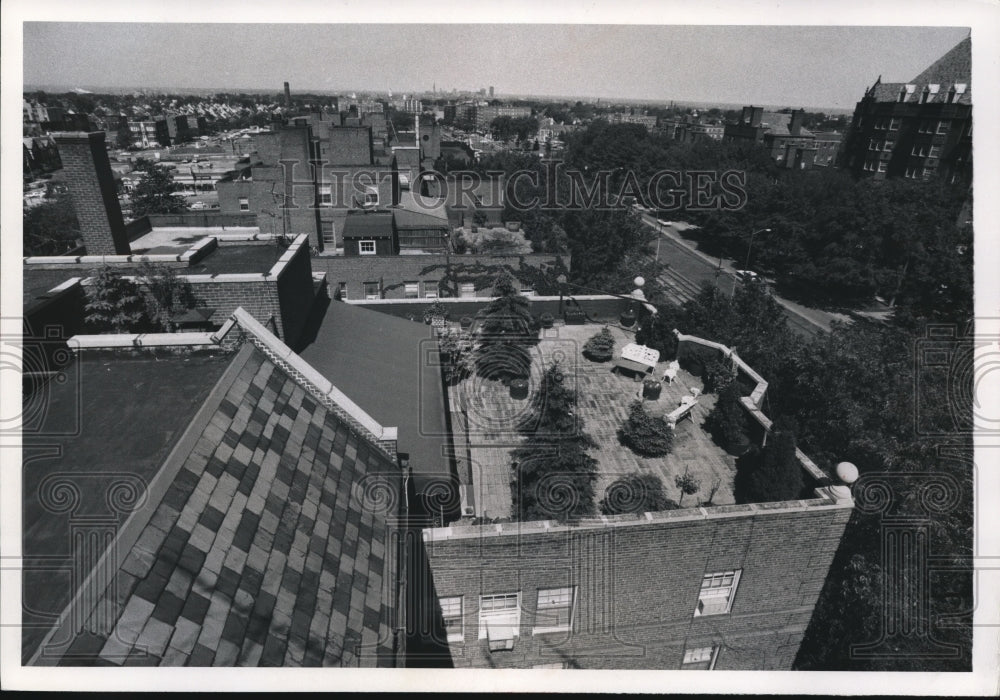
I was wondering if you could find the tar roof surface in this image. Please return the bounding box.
[298,300,451,487]
[22,348,233,661]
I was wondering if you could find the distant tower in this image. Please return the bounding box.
[284,81,291,106]
[489,86,494,98]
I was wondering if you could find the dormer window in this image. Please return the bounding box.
[898,87,907,103]
[920,87,930,104]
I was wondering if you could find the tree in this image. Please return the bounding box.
[84,266,147,333]
[674,470,701,507]
[582,326,615,362]
[511,363,599,522]
[137,262,196,332]
[600,472,677,515]
[734,419,804,504]
[618,400,674,457]
[703,380,747,453]
[23,195,81,256]
[438,329,475,385]
[634,305,680,361]
[476,272,537,382]
[129,165,186,218]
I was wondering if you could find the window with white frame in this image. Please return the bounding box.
[532,663,566,669]
[936,120,949,135]
[319,184,333,206]
[883,140,895,152]
[929,145,942,158]
[338,282,348,300]
[479,592,521,642]
[359,240,376,255]
[363,282,381,300]
[888,117,900,131]
[422,282,439,299]
[404,282,419,299]
[877,161,887,173]
[238,197,250,212]
[321,221,336,246]
[681,645,719,670]
[459,282,476,298]
[695,570,741,616]
[533,587,575,634]
[439,596,464,643]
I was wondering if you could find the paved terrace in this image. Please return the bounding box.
[449,324,736,520]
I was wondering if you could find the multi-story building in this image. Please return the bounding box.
[725,107,819,170]
[466,104,532,132]
[128,118,172,149]
[840,36,971,185]
[607,112,658,130]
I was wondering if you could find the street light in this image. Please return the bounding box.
[744,228,771,272]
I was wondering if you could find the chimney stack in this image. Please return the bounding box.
[789,109,805,136]
[53,131,130,256]
[284,81,291,106]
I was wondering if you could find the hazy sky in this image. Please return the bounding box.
[23,24,971,109]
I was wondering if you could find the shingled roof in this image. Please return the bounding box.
[32,327,404,667]
[867,37,972,105]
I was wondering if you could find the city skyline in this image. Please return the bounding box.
[23,24,970,111]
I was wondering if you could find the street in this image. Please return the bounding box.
[639,213,850,337]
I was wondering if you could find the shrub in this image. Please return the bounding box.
[674,471,702,506]
[618,400,674,457]
[137,261,196,332]
[703,381,748,453]
[422,300,448,323]
[439,330,475,385]
[477,272,537,382]
[600,472,677,515]
[702,356,737,394]
[84,266,147,333]
[582,326,616,362]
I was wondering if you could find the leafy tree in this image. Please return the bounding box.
[618,400,673,457]
[634,305,680,361]
[703,380,747,453]
[600,472,677,515]
[23,194,80,256]
[84,266,147,333]
[137,262,196,332]
[734,418,804,503]
[674,470,701,507]
[129,165,186,217]
[582,326,615,362]
[476,272,536,382]
[511,363,598,522]
[438,329,475,385]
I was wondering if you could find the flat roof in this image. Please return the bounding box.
[22,348,233,660]
[298,300,451,488]
[450,324,739,520]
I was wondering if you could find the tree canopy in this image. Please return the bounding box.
[129,165,186,218]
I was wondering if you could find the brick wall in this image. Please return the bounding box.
[418,502,852,669]
[54,132,130,256]
[347,296,630,325]
[181,277,284,339]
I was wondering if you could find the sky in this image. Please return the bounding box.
[22,23,971,110]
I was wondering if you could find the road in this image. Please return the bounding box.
[639,212,850,337]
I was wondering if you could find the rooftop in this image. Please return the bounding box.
[297,299,450,489]
[23,348,234,660]
[31,342,402,667]
[341,210,394,239]
[449,324,738,521]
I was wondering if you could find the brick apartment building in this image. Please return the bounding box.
[724,107,820,170]
[839,36,971,185]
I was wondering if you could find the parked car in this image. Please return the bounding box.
[189,201,208,210]
[656,218,674,227]
[734,269,760,283]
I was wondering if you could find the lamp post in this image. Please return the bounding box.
[557,273,568,317]
[744,227,771,272]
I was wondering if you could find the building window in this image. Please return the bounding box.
[929,145,942,159]
[459,282,476,298]
[321,221,336,246]
[877,161,887,173]
[363,282,381,300]
[936,120,949,135]
[682,646,720,670]
[520,284,535,297]
[359,240,376,255]
[404,282,419,299]
[479,592,521,643]
[883,140,895,152]
[695,570,741,616]
[319,184,333,206]
[422,282,439,299]
[338,282,348,300]
[888,118,900,131]
[532,663,566,669]
[439,596,464,643]
[238,197,249,212]
[533,587,575,634]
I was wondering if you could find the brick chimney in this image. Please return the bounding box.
[53,131,130,255]
[749,107,764,128]
[789,109,805,136]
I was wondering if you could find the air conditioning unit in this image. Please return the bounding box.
[698,597,729,616]
[486,623,515,652]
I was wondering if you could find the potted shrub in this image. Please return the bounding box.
[539,312,555,329]
[565,308,586,325]
[459,316,474,331]
[617,400,674,457]
[422,300,448,325]
[620,307,637,328]
[582,326,616,362]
